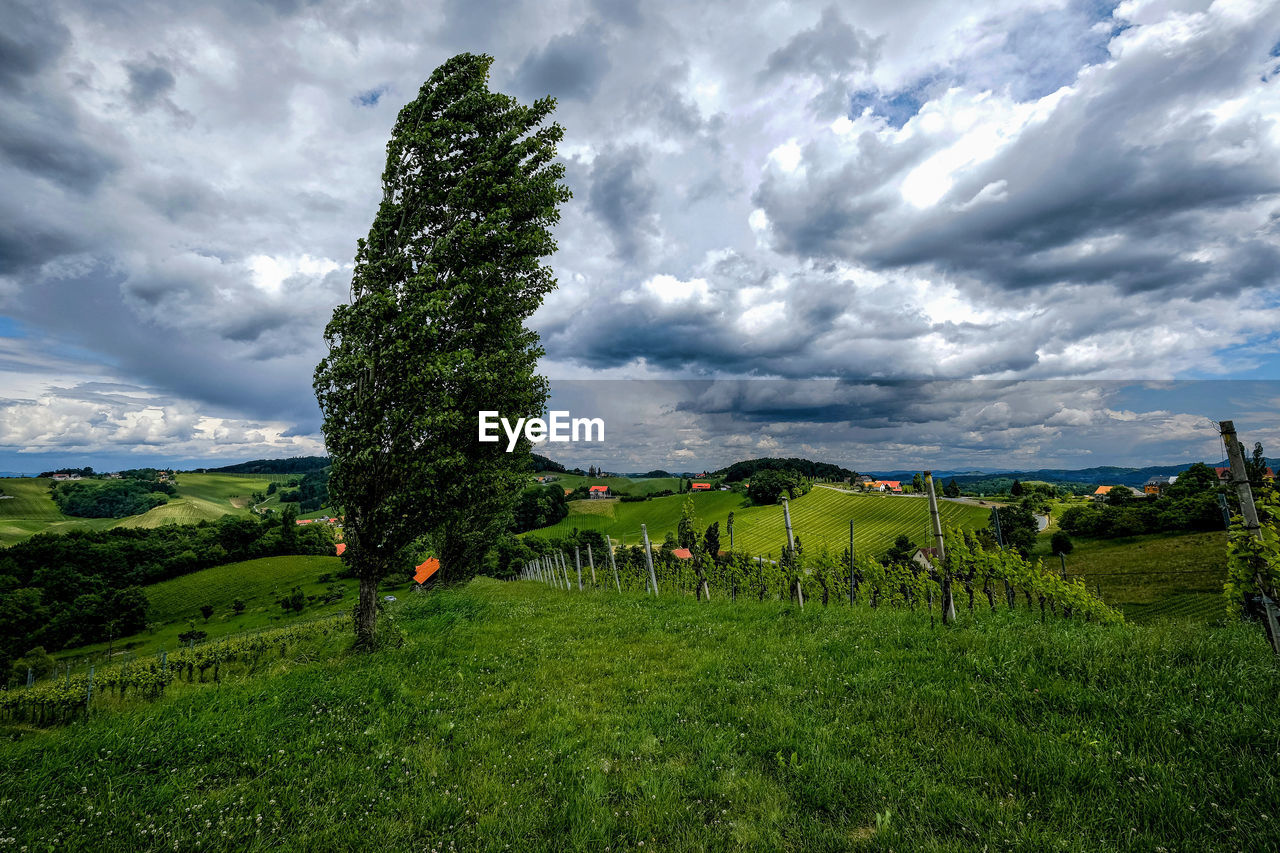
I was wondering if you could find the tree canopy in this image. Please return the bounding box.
[314,53,569,647]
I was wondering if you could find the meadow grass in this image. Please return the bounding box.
[528,488,991,558]
[536,472,685,496]
[1032,531,1228,623]
[0,473,337,544]
[46,556,391,667]
[3,578,1277,851]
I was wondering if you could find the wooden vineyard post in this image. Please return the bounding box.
[587,543,597,587]
[1221,419,1280,656]
[782,498,803,609]
[606,535,621,592]
[728,514,734,553]
[559,552,572,590]
[86,666,94,714]
[642,524,659,596]
[575,547,584,591]
[849,519,856,605]
[926,472,955,624]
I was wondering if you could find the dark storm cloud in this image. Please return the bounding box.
[515,23,612,103]
[762,6,880,80]
[124,55,177,110]
[0,0,71,93]
[586,146,660,261]
[0,110,119,194]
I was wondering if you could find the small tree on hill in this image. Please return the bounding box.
[677,497,699,552]
[200,604,214,622]
[1050,530,1074,555]
[944,478,960,498]
[886,535,915,565]
[313,53,569,648]
[232,599,246,614]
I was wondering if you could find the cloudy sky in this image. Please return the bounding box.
[1,0,1279,472]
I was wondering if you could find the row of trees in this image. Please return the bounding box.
[1059,463,1225,539]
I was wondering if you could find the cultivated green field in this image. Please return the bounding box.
[48,555,367,665]
[4,578,1277,851]
[0,472,335,544]
[535,471,684,496]
[528,486,991,557]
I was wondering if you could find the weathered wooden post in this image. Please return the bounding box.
[575,547,584,591]
[606,535,621,592]
[849,519,856,605]
[1221,419,1280,656]
[559,551,572,589]
[782,498,803,609]
[641,524,659,596]
[727,513,734,553]
[86,666,94,713]
[926,472,955,624]
[587,543,597,587]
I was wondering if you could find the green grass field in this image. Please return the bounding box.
[528,486,991,558]
[536,472,684,496]
[0,473,336,544]
[1031,530,1229,623]
[47,555,361,665]
[3,578,1277,851]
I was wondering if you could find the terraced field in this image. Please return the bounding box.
[526,486,992,557]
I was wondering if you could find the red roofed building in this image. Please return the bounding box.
[691,482,711,490]
[588,485,611,498]
[671,548,693,559]
[871,480,902,493]
[1216,466,1277,483]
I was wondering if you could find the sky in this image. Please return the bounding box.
[1,0,1279,473]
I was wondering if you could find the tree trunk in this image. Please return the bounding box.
[355,574,379,649]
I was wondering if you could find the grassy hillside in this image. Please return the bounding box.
[528,487,991,558]
[0,479,130,544]
[537,472,683,496]
[0,473,334,544]
[50,555,359,664]
[1032,531,1229,623]
[4,579,1277,851]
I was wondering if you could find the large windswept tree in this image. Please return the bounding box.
[314,53,570,647]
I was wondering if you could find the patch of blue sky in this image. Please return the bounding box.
[353,86,387,107]
[848,76,938,129]
[0,317,26,338]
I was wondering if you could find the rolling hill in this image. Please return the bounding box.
[525,485,993,557]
